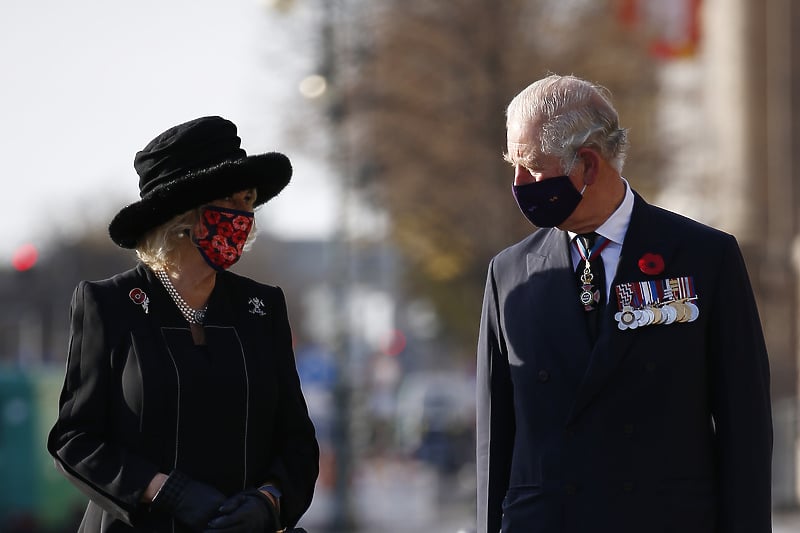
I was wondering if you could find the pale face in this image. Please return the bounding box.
[506,119,583,191]
[209,188,258,212]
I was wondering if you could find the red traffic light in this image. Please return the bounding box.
[12,243,38,272]
[382,329,407,356]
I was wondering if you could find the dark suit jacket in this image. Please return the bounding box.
[48,264,319,532]
[476,192,772,533]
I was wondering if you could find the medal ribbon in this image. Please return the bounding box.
[614,282,633,311]
[630,282,644,309]
[642,280,659,306]
[574,234,612,263]
[674,276,697,300]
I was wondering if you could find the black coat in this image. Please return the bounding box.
[476,193,772,533]
[48,264,319,532]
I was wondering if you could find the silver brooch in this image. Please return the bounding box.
[248,297,266,316]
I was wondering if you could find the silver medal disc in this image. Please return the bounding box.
[580,289,594,306]
[685,301,700,322]
[661,305,677,325]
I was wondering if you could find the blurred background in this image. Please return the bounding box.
[1,0,799,531]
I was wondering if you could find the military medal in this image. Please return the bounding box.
[574,235,611,311]
[671,277,700,323]
[650,306,663,324]
[685,300,700,321]
[614,283,643,330]
[661,303,677,324]
[614,276,700,330]
[639,307,654,327]
[616,305,641,330]
[578,265,599,309]
[672,301,689,322]
[635,281,658,326]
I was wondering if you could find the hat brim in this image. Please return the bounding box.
[109,152,291,248]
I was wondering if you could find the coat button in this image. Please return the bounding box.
[623,423,635,436]
[537,370,550,382]
[645,361,656,373]
[622,481,634,493]
[565,483,578,495]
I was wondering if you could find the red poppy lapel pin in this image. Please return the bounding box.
[129,288,150,314]
[638,253,665,276]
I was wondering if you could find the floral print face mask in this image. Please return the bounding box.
[193,205,254,271]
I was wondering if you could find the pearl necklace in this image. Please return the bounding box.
[154,270,207,325]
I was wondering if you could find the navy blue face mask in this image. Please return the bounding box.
[512,175,585,228]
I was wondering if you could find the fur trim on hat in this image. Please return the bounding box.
[109,152,291,248]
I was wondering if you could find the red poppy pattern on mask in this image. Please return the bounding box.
[193,206,254,271]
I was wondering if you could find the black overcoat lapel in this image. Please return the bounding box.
[523,228,594,377]
[568,193,682,423]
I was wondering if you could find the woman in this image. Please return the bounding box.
[48,116,319,532]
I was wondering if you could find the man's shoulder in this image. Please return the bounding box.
[642,199,736,247]
[491,228,561,267]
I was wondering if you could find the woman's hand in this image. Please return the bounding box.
[150,470,227,531]
[204,489,279,532]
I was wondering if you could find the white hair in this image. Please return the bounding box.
[506,74,629,173]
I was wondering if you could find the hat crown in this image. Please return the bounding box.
[134,116,246,197]
[110,115,292,249]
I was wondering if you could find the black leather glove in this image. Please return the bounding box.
[204,489,280,532]
[150,470,227,531]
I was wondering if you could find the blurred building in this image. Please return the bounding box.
[640,0,800,508]
[709,0,799,509]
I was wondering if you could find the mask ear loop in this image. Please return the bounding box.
[563,152,587,195]
[566,125,604,194]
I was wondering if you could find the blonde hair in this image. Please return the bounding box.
[136,206,259,270]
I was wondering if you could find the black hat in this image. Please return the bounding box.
[108,116,292,248]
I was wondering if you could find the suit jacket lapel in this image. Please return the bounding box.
[525,229,594,376]
[567,192,681,423]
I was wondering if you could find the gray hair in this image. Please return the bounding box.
[136,207,258,270]
[506,74,629,173]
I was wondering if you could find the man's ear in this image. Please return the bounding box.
[577,148,601,185]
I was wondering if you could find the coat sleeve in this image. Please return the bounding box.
[47,281,160,526]
[476,259,515,533]
[264,287,320,527]
[707,235,772,532]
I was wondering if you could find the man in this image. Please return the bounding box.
[476,74,772,533]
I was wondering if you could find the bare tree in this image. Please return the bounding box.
[329,0,661,356]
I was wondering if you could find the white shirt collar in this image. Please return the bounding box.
[569,177,634,245]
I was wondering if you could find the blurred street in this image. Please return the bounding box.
[296,455,800,533]
[298,457,475,533]
[774,511,800,533]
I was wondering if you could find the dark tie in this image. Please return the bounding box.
[574,232,608,341]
